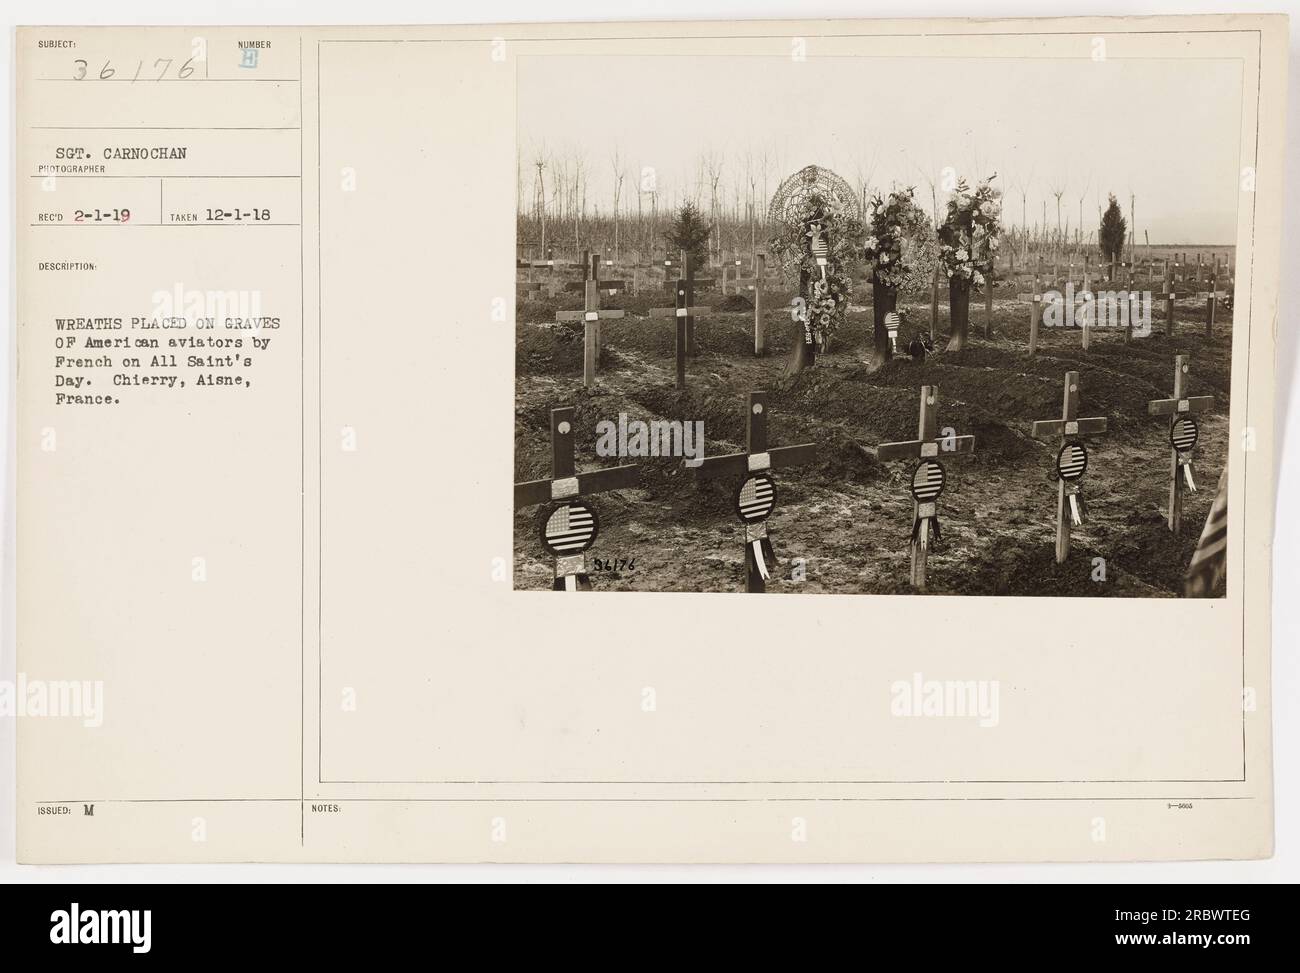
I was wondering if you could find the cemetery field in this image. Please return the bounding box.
[513,277,1233,596]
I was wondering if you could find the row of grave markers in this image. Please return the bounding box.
[559,252,776,390]
[1014,265,1230,355]
[532,253,1229,391]
[521,249,1233,293]
[518,249,782,300]
[514,357,1214,592]
[1004,252,1234,285]
[520,246,1233,295]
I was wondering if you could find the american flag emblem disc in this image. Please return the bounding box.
[539,500,599,556]
[910,460,946,501]
[736,474,777,523]
[1056,442,1088,482]
[1170,416,1199,452]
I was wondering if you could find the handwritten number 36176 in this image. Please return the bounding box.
[73,58,197,81]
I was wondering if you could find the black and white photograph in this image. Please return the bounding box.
[514,52,1240,596]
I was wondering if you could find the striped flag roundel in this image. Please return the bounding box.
[910,460,946,501]
[1056,442,1089,482]
[540,500,599,556]
[1170,416,1199,452]
[736,474,777,523]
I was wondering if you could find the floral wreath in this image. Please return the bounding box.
[863,186,936,293]
[937,176,1002,289]
[768,193,861,341]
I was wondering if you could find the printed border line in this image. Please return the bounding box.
[313,28,1260,793]
[33,796,1255,805]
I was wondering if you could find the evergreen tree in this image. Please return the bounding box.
[664,202,711,269]
[1099,194,1128,264]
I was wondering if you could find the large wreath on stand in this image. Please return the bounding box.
[863,186,936,363]
[937,175,1002,351]
[767,166,863,353]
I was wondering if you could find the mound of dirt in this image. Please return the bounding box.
[715,294,754,312]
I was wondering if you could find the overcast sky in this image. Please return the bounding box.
[518,53,1244,244]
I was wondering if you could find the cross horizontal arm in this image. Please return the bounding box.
[692,442,817,479]
[648,306,710,318]
[1147,395,1214,416]
[875,440,920,461]
[1031,416,1108,438]
[555,309,626,322]
[767,442,818,468]
[513,463,640,507]
[566,280,627,291]
[877,435,975,461]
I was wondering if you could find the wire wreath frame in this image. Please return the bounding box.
[766,164,863,275]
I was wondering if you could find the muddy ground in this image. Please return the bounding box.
[513,274,1231,596]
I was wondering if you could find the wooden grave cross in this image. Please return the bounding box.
[720,254,743,296]
[599,257,624,296]
[545,248,589,297]
[513,406,640,591]
[1077,272,1094,351]
[649,271,710,391]
[1015,274,1044,355]
[555,253,626,387]
[691,392,816,592]
[563,253,625,298]
[1159,265,1190,338]
[731,254,761,294]
[1120,262,1140,344]
[522,250,561,296]
[749,252,768,356]
[649,252,709,372]
[681,254,711,354]
[876,386,976,590]
[1147,354,1214,532]
[1197,261,1228,337]
[526,255,560,272]
[1030,371,1110,563]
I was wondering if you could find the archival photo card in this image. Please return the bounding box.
[13,14,1285,864]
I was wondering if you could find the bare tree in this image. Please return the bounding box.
[1009,166,1034,261]
[1075,172,1092,250]
[570,150,588,253]
[853,144,881,217]
[1129,191,1137,253]
[549,154,567,253]
[742,146,758,252]
[704,149,724,266]
[906,149,944,343]
[533,149,548,256]
[609,146,626,261]
[1050,178,1067,256]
